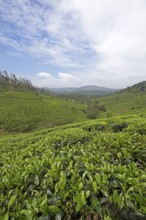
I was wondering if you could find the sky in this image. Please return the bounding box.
[0,0,146,88]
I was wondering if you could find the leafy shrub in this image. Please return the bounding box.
[111,122,129,132]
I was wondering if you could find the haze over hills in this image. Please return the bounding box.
[48,85,118,95]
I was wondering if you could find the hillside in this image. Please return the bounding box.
[0,90,87,133]
[1,74,146,133]
[94,81,146,117]
[51,80,146,118]
[126,80,146,91]
[0,115,146,219]
[0,71,90,133]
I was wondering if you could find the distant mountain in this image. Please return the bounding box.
[49,87,79,93]
[49,85,118,95]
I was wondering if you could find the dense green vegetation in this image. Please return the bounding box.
[0,90,87,133]
[1,73,146,219]
[1,72,146,133]
[0,115,146,219]
[56,81,146,119]
[94,81,146,117]
[0,71,88,133]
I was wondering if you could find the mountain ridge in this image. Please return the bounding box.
[48,85,118,94]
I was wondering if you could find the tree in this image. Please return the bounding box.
[86,100,106,119]
[0,70,34,90]
[87,101,98,119]
[140,84,145,92]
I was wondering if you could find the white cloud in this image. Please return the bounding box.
[71,0,146,87]
[37,72,55,80]
[1,0,146,87]
[58,72,76,83]
[33,71,81,88]
[0,0,87,67]
[35,72,55,87]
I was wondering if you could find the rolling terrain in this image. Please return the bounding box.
[1,71,146,133]
[0,70,88,133]
[0,73,146,219]
[0,90,87,133]
[94,81,146,118]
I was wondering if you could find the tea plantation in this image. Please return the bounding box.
[0,90,87,133]
[0,115,146,219]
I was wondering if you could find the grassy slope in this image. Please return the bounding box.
[0,90,87,133]
[55,81,146,119]
[1,85,146,133]
[97,89,146,117]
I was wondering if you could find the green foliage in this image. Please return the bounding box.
[111,122,129,132]
[87,102,98,119]
[1,75,146,134]
[0,70,34,90]
[0,90,87,133]
[97,89,146,117]
[87,100,106,119]
[54,80,146,120]
[0,115,146,219]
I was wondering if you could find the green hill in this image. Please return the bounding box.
[0,71,89,133]
[52,80,146,119]
[1,71,146,133]
[0,90,87,133]
[95,81,146,117]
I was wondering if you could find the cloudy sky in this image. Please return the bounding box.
[0,0,146,88]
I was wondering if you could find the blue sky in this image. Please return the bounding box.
[0,0,146,88]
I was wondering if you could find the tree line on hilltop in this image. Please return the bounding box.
[0,70,35,91]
